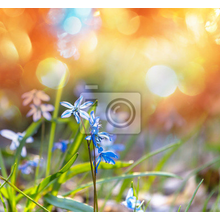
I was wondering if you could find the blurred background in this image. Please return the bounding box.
[1,8,220,211]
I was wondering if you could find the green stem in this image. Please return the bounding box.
[0,176,49,212]
[46,86,64,177]
[92,141,98,212]
[0,191,7,212]
[35,118,45,184]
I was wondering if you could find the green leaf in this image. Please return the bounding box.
[0,150,8,178]
[25,153,78,211]
[44,194,93,212]
[63,171,182,196]
[0,175,49,212]
[37,153,78,193]
[64,160,133,182]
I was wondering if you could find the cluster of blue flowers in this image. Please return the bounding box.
[0,90,145,212]
[60,95,119,173]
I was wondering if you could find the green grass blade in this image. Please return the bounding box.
[145,143,181,191]
[170,156,220,211]
[202,188,216,212]
[0,176,49,212]
[178,205,181,212]
[185,179,204,212]
[37,153,78,193]
[0,191,7,212]
[0,150,8,178]
[126,141,182,172]
[63,171,182,196]
[44,194,93,212]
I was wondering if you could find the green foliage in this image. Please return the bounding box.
[44,194,93,212]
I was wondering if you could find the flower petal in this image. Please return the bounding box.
[85,135,91,140]
[43,112,52,121]
[60,101,74,109]
[22,96,33,106]
[74,95,83,108]
[0,129,17,140]
[95,156,101,173]
[21,89,36,98]
[53,142,62,151]
[26,105,36,117]
[21,147,27,157]
[26,136,34,143]
[102,155,115,165]
[41,104,54,112]
[126,188,134,200]
[36,91,50,101]
[33,111,41,122]
[93,117,100,127]
[79,110,90,120]
[98,132,112,140]
[61,109,72,118]
[73,112,80,123]
[33,96,41,106]
[90,110,95,121]
[103,151,118,159]
[10,141,18,150]
[80,101,93,109]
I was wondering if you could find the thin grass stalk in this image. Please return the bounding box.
[46,76,66,177]
[0,176,49,212]
[35,118,45,184]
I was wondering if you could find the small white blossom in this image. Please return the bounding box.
[22,89,50,106]
[26,104,54,122]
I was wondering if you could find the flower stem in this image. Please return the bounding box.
[35,118,45,184]
[80,117,98,212]
[92,141,98,212]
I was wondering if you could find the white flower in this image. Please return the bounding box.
[60,95,93,123]
[22,89,50,106]
[0,129,34,157]
[26,104,54,122]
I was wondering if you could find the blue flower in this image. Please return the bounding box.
[18,158,41,174]
[89,111,101,129]
[86,131,112,148]
[0,129,34,157]
[100,136,125,155]
[122,188,143,212]
[93,147,118,173]
[85,111,111,148]
[60,95,93,123]
[52,139,72,153]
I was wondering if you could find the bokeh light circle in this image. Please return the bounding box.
[36,58,70,89]
[145,65,178,97]
[74,8,91,18]
[63,17,82,35]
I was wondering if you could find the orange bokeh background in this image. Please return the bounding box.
[1,8,220,141]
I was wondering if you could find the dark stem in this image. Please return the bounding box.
[92,140,98,212]
[80,117,98,212]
